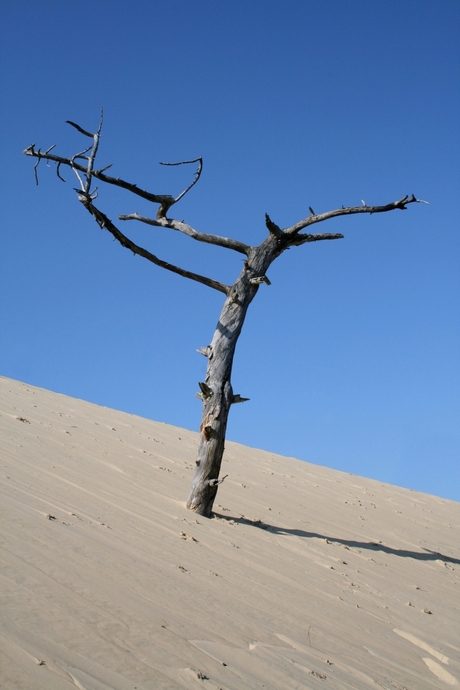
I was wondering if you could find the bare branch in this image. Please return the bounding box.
[285,194,425,235]
[290,232,344,246]
[94,163,113,175]
[33,155,40,185]
[77,195,229,295]
[56,162,66,182]
[83,108,104,194]
[23,145,176,206]
[65,120,95,138]
[69,150,90,190]
[159,157,203,204]
[24,123,199,214]
[23,122,249,265]
[61,112,105,195]
[119,212,250,255]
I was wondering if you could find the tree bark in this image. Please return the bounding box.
[187,235,282,516]
[23,118,425,518]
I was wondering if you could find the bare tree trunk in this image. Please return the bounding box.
[23,117,425,518]
[187,236,280,516]
[187,280,254,515]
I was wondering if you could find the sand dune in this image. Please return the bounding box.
[1,375,459,689]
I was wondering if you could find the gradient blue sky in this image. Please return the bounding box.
[1,2,459,501]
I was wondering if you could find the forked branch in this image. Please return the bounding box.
[23,120,249,255]
[77,193,230,295]
[24,142,176,207]
[24,117,232,294]
[24,116,426,298]
[159,157,203,204]
[72,109,103,195]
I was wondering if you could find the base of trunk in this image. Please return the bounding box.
[186,483,219,517]
[187,385,232,517]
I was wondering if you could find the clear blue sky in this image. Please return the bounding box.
[1,1,459,501]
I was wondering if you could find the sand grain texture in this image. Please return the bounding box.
[1,376,459,689]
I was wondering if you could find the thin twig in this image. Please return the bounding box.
[69,145,92,191]
[94,163,112,175]
[56,162,66,182]
[159,157,203,203]
[33,156,41,185]
[84,108,103,194]
[23,146,176,206]
[65,120,95,138]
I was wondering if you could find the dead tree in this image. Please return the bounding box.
[24,113,426,517]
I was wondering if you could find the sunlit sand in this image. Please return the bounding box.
[1,376,458,689]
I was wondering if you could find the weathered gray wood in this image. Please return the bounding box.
[187,231,339,515]
[24,117,425,518]
[187,257,263,515]
[118,213,250,255]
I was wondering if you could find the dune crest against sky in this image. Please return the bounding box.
[1,376,459,689]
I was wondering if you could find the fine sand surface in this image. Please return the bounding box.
[1,376,459,689]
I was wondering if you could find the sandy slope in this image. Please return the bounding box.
[0,376,459,690]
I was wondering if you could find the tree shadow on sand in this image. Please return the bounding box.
[213,514,460,565]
